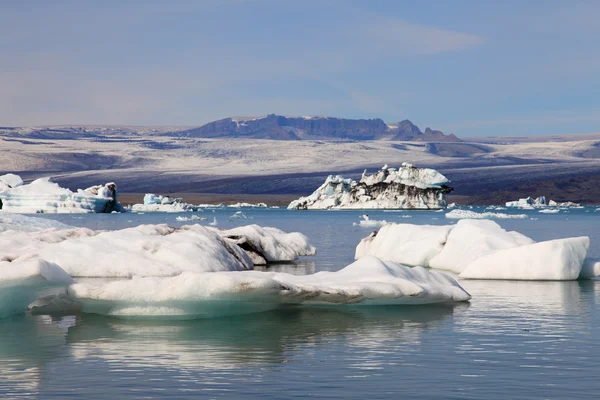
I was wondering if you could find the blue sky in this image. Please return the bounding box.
[1,0,599,137]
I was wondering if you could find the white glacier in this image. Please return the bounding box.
[0,174,121,214]
[288,164,452,210]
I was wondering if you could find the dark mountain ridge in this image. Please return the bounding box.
[170,114,460,141]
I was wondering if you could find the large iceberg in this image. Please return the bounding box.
[355,220,594,280]
[288,163,453,210]
[0,174,121,213]
[66,256,471,318]
[0,223,316,277]
[0,214,470,319]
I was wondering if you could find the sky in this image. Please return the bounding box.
[1,0,599,137]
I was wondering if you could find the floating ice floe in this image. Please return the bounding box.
[353,215,388,227]
[506,196,580,209]
[355,219,594,280]
[539,209,560,214]
[229,211,250,220]
[0,258,73,318]
[288,163,453,210]
[66,256,471,318]
[175,215,207,222]
[227,202,267,208]
[131,193,199,213]
[445,209,528,220]
[0,174,122,214]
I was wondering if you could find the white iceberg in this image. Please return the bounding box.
[352,214,388,227]
[212,224,316,265]
[66,256,470,318]
[288,163,452,210]
[445,209,528,220]
[0,174,121,214]
[580,258,600,279]
[131,193,199,212]
[429,220,535,274]
[229,211,250,219]
[506,196,580,208]
[0,258,73,318]
[227,202,267,208]
[355,220,593,280]
[460,237,589,280]
[0,224,253,277]
[355,223,453,267]
[539,209,560,214]
[175,215,206,222]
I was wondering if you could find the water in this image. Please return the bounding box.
[2,207,600,399]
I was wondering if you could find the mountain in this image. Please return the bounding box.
[170,115,460,141]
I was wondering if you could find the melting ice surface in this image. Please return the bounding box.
[2,206,600,399]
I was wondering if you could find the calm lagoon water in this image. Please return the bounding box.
[2,207,600,399]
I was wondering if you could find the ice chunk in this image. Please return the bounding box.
[0,258,73,318]
[352,214,388,227]
[539,209,560,214]
[460,237,589,280]
[0,175,120,214]
[213,225,316,264]
[131,193,199,212]
[429,220,535,274]
[66,256,470,318]
[355,223,453,266]
[445,210,528,219]
[0,224,253,277]
[0,173,23,190]
[580,258,600,279]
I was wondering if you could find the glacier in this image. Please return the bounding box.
[288,163,453,210]
[0,174,122,214]
[356,219,595,280]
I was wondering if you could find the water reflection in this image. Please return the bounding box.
[0,315,73,399]
[66,304,464,371]
[254,260,316,275]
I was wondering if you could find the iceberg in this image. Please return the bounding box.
[355,220,593,280]
[506,196,580,208]
[0,223,316,276]
[131,193,199,212]
[66,256,470,318]
[460,237,589,280]
[445,209,528,220]
[212,224,316,265]
[0,258,73,318]
[288,163,453,210]
[429,220,535,274]
[0,224,254,277]
[352,214,388,227]
[0,174,121,214]
[355,223,453,267]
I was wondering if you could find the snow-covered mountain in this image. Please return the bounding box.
[168,115,460,141]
